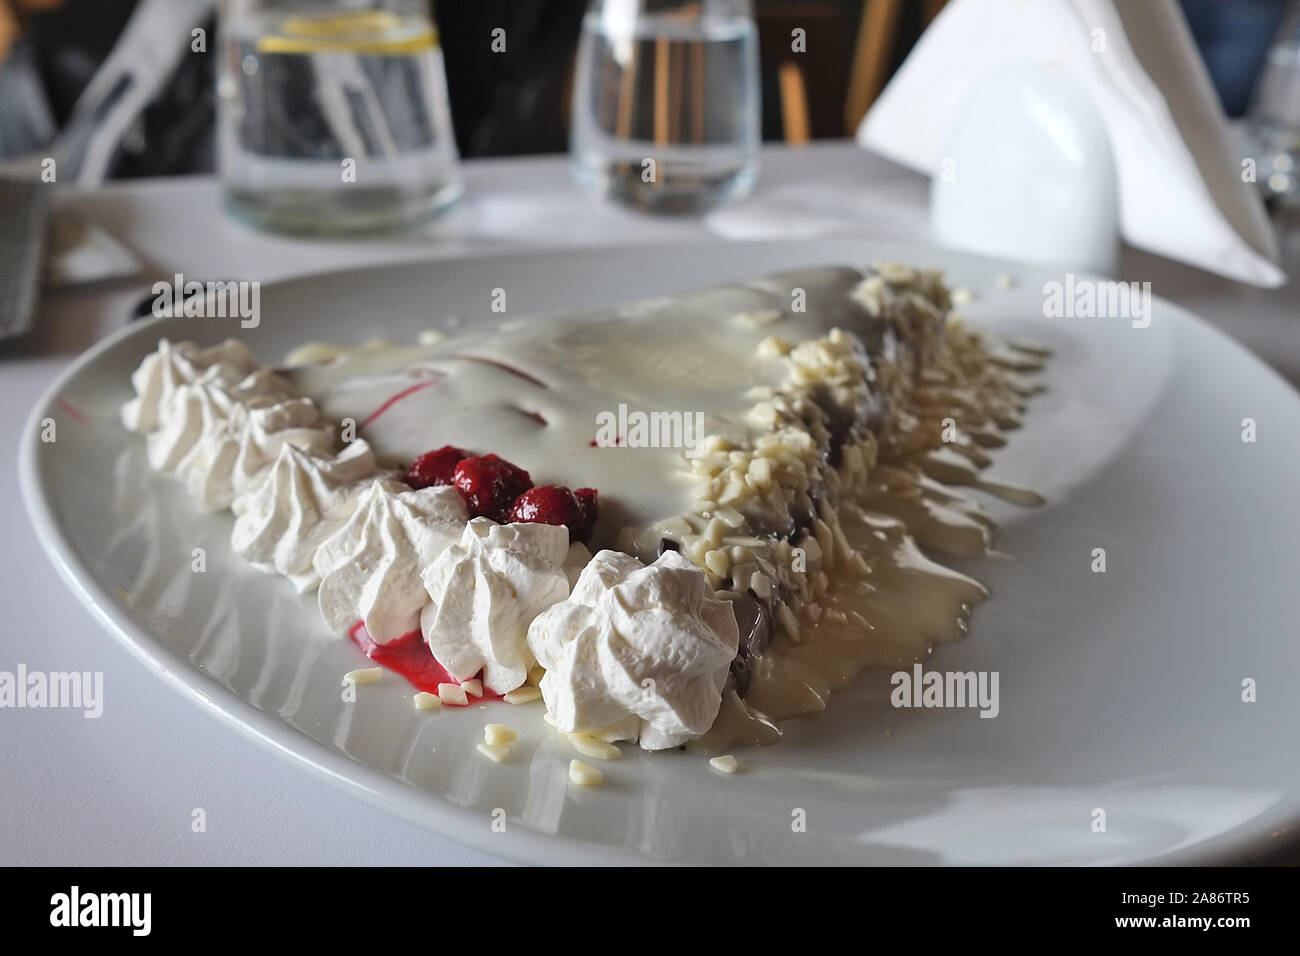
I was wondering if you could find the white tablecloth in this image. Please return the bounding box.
[3,141,1297,865]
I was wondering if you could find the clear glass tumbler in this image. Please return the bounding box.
[570,0,761,214]
[1242,3,1300,208]
[217,0,463,234]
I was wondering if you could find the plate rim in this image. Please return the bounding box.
[19,239,1300,866]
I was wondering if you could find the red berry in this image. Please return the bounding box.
[508,485,599,543]
[453,454,532,520]
[406,445,468,489]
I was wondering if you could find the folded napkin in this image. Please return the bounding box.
[859,0,1285,287]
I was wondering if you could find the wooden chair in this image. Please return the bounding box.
[777,0,946,143]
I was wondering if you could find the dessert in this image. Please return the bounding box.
[529,549,740,750]
[422,518,575,692]
[120,262,1043,754]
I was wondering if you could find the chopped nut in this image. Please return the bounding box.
[568,759,604,788]
[477,742,509,763]
[438,683,468,706]
[504,686,542,705]
[756,335,791,358]
[413,691,441,710]
[718,476,747,505]
[709,754,740,774]
[715,506,745,528]
[685,536,711,566]
[703,517,727,546]
[570,734,622,761]
[704,548,730,577]
[342,667,382,685]
[484,723,517,746]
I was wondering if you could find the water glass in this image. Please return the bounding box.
[570,0,762,214]
[1242,4,1300,208]
[217,0,463,234]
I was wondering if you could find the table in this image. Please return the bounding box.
[3,141,1296,865]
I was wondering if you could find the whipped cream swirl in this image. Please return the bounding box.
[527,549,739,750]
[231,440,390,592]
[147,381,335,512]
[421,518,574,693]
[121,338,260,433]
[313,481,467,643]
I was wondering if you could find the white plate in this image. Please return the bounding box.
[20,238,1300,865]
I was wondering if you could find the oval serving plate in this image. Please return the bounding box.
[20,237,1300,865]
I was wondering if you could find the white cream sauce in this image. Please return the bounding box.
[285,267,884,558]
[283,267,1045,749]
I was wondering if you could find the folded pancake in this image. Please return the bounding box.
[286,262,1018,701]
[122,261,1042,746]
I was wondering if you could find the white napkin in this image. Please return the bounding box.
[858,0,1285,287]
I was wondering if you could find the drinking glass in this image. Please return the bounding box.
[1242,3,1300,209]
[217,0,463,234]
[570,0,761,214]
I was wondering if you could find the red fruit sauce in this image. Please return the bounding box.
[362,378,440,428]
[348,622,500,704]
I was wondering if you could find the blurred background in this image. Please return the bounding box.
[0,0,1290,178]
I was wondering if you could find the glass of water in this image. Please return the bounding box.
[1241,3,1300,209]
[217,0,463,235]
[570,0,761,214]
